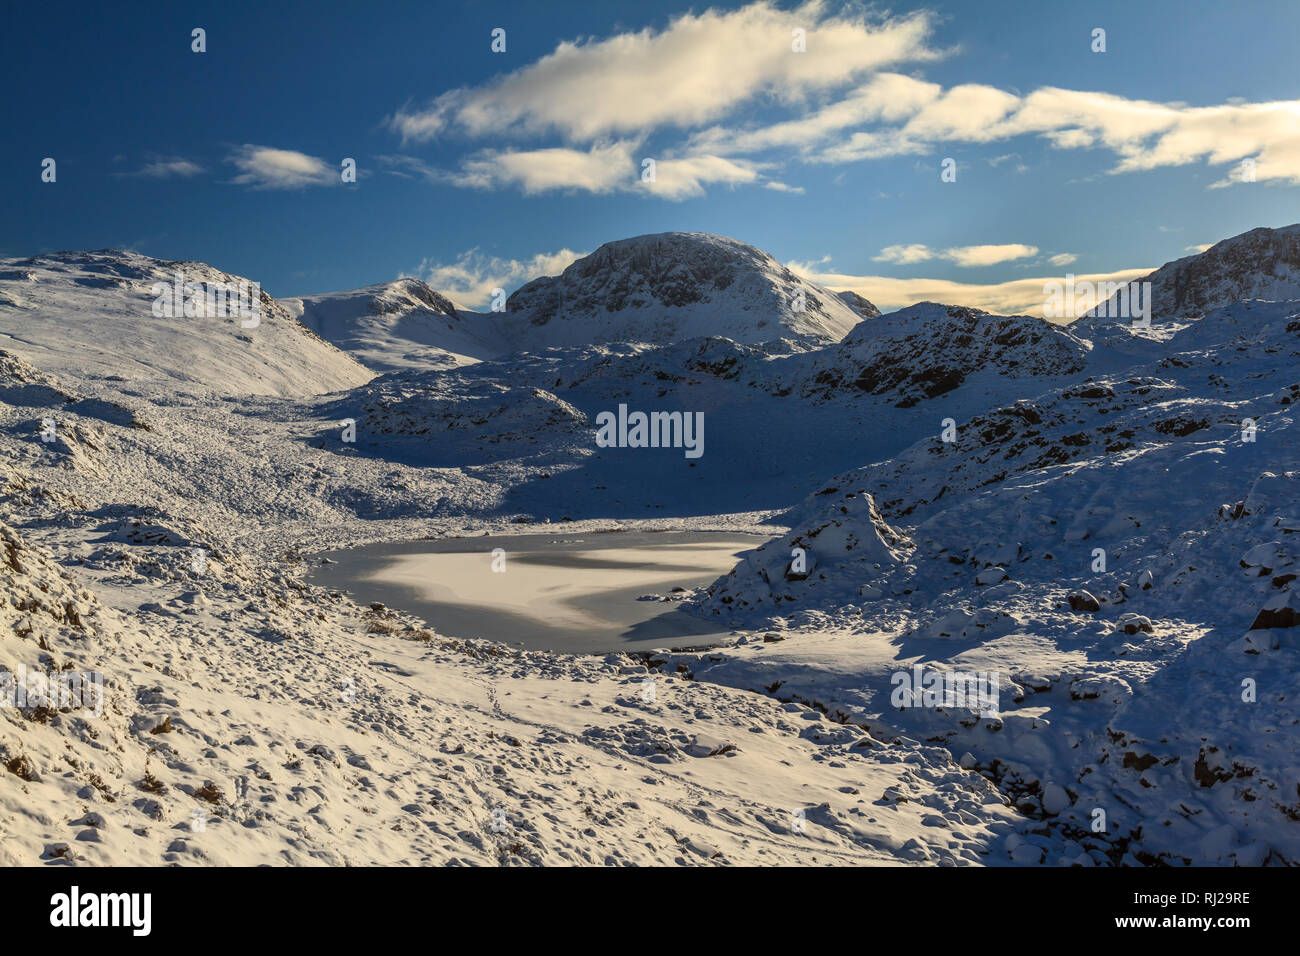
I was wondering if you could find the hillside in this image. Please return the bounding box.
[284,277,504,372]
[0,251,372,397]
[502,232,873,349]
[1084,223,1300,330]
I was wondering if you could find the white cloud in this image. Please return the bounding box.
[874,243,935,264]
[382,143,635,195]
[130,158,205,179]
[384,146,777,200]
[410,247,585,309]
[1186,243,1213,253]
[380,1,1300,197]
[696,73,1300,187]
[229,146,337,189]
[389,3,939,143]
[639,155,762,199]
[788,260,1154,319]
[942,243,1038,267]
[457,142,637,194]
[873,242,1039,267]
[898,83,1022,143]
[687,72,941,157]
[842,86,1300,185]
[1048,253,1078,266]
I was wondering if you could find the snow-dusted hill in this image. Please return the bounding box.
[1085,223,1300,327]
[284,278,504,373]
[836,290,883,320]
[0,251,372,397]
[502,232,873,349]
[686,296,1300,865]
[776,303,1092,407]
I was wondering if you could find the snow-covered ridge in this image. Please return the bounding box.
[836,290,883,320]
[777,303,1091,407]
[0,250,372,397]
[3,223,1300,867]
[1085,222,1300,327]
[285,277,503,373]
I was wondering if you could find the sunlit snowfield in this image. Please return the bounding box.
[311,532,763,654]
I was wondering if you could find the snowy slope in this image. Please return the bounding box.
[836,290,883,320]
[0,251,372,397]
[0,345,1016,866]
[502,232,873,349]
[284,278,504,373]
[683,297,1300,865]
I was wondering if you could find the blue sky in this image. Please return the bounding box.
[4,0,1299,312]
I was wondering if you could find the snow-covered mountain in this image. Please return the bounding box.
[777,303,1091,407]
[290,233,878,366]
[836,290,883,319]
[2,222,1299,867]
[0,250,372,397]
[1085,223,1300,326]
[284,278,503,372]
[688,295,1300,865]
[502,232,873,349]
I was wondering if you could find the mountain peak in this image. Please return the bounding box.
[836,290,883,319]
[502,231,873,348]
[1087,222,1300,325]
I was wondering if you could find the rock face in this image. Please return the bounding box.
[1086,223,1300,323]
[836,290,883,320]
[780,303,1091,407]
[502,232,874,349]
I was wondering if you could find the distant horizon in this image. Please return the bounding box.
[8,217,1296,323]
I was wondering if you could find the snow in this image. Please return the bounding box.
[503,232,872,349]
[0,251,372,398]
[284,278,504,372]
[0,226,1297,866]
[1084,222,1300,332]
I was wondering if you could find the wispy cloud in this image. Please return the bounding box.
[384,143,637,195]
[873,243,937,265]
[409,247,585,309]
[638,155,762,199]
[121,158,206,179]
[676,70,1300,185]
[874,243,1039,267]
[456,142,636,194]
[382,146,770,200]
[379,1,1300,198]
[229,145,337,189]
[788,260,1154,318]
[1048,253,1078,266]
